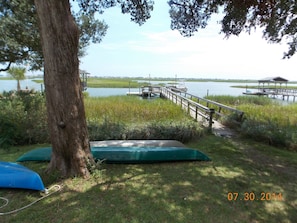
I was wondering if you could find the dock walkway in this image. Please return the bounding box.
[127,85,242,137]
[160,87,243,137]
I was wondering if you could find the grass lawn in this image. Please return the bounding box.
[1,135,297,223]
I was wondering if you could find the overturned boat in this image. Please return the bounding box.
[0,161,46,191]
[16,140,211,163]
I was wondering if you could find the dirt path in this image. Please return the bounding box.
[212,120,236,138]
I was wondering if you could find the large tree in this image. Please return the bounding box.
[33,0,153,177]
[0,0,108,71]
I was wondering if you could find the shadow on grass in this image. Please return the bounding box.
[1,136,296,223]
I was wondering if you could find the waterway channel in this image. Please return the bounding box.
[1,79,297,101]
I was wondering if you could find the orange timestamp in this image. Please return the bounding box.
[227,192,283,201]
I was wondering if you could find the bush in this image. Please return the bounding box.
[240,119,296,149]
[0,90,49,148]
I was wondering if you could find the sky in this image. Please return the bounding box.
[80,2,296,81]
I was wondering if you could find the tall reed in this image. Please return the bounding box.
[84,96,188,123]
[84,96,204,142]
[206,95,297,150]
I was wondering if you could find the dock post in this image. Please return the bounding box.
[208,108,215,131]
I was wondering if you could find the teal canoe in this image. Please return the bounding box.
[17,146,211,163]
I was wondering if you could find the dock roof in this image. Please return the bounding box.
[258,76,288,83]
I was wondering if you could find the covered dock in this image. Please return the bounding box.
[244,76,297,101]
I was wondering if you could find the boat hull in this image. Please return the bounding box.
[17,146,211,163]
[92,146,210,163]
[0,161,45,191]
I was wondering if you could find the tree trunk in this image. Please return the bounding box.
[17,80,21,91]
[34,0,94,177]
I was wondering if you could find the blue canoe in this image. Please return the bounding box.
[16,146,211,163]
[0,161,46,191]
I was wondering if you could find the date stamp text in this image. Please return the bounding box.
[227,192,283,201]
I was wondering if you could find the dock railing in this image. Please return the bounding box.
[161,87,244,128]
[186,92,244,121]
[161,87,215,129]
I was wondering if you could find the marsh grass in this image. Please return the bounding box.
[0,94,203,147]
[85,96,187,123]
[205,95,297,149]
[84,96,203,142]
[32,78,147,88]
[1,136,297,223]
[85,78,146,88]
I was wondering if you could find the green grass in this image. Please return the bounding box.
[1,135,297,222]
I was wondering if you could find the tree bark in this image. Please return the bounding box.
[34,0,94,177]
[17,80,21,91]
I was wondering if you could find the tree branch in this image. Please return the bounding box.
[0,61,12,72]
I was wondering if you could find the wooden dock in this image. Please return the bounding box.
[243,88,297,102]
[244,76,297,102]
[160,87,244,130]
[127,85,161,98]
[127,85,244,133]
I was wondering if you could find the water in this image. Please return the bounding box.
[185,81,245,97]
[0,79,44,92]
[86,81,247,97]
[1,79,296,100]
[87,87,140,97]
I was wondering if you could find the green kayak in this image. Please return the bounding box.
[17,146,211,163]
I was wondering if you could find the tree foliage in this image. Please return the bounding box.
[0,0,40,71]
[77,0,154,25]
[0,0,108,71]
[168,0,297,58]
[7,66,26,91]
[0,0,154,72]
